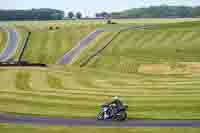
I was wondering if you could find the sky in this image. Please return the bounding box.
[1,0,200,16]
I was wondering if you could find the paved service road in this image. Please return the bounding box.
[0,26,19,62]
[57,29,104,65]
[0,113,200,127]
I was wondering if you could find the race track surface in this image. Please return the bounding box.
[0,113,200,127]
[0,26,19,62]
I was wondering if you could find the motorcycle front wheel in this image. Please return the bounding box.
[97,112,104,120]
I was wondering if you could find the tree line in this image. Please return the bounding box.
[0,8,65,20]
[0,8,85,20]
[67,11,82,19]
[96,6,200,18]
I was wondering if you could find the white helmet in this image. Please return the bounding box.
[113,96,119,100]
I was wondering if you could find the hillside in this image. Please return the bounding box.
[5,19,200,65]
[79,21,200,73]
[16,24,101,64]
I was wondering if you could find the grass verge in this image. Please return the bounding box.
[0,124,200,133]
[0,30,7,53]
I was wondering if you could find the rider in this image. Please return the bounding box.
[108,96,124,112]
[103,96,125,119]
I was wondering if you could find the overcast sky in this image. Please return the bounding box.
[1,0,200,16]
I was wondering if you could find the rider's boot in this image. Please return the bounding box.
[104,113,109,119]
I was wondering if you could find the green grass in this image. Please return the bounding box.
[8,20,105,30]
[15,71,31,90]
[0,29,7,53]
[8,19,200,64]
[7,18,200,27]
[73,31,117,65]
[47,73,64,89]
[112,18,200,24]
[0,124,200,133]
[83,21,200,72]
[11,28,29,61]
[22,25,100,64]
[0,66,200,119]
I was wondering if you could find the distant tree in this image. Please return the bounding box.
[95,12,110,18]
[50,12,64,20]
[102,12,110,18]
[192,6,200,17]
[76,12,82,19]
[68,11,74,19]
[111,12,121,17]
[95,13,101,18]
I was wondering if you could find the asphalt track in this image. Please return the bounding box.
[0,26,19,62]
[0,113,200,127]
[57,29,104,64]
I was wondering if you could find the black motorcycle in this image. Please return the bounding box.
[97,104,128,121]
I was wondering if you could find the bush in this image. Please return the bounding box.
[49,26,54,30]
[55,26,60,30]
[107,20,117,24]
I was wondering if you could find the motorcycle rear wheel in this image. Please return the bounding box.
[114,111,127,121]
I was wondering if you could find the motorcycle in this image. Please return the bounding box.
[97,104,128,121]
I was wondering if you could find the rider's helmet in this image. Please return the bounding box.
[113,96,120,100]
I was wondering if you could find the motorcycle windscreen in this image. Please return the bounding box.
[103,107,109,112]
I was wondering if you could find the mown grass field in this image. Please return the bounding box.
[0,20,200,120]
[1,124,200,133]
[6,18,200,26]
[4,18,200,64]
[73,31,118,65]
[17,24,101,64]
[0,29,7,53]
[82,21,200,73]
[13,28,28,60]
[112,18,200,24]
[0,66,200,119]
